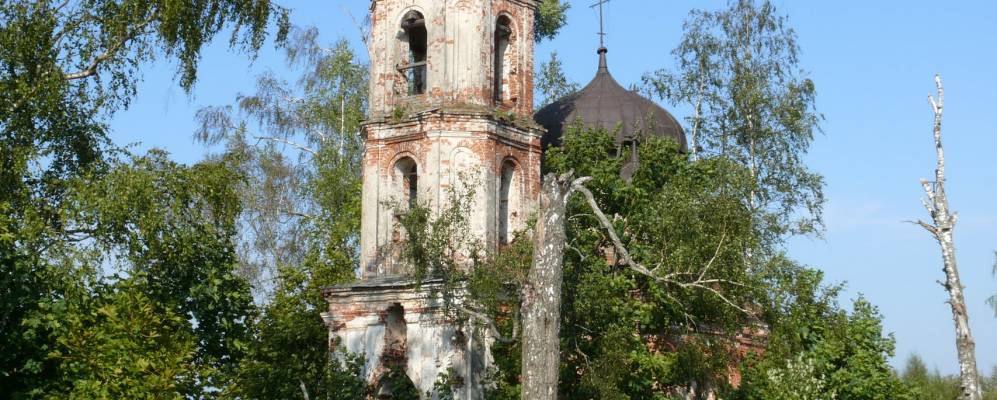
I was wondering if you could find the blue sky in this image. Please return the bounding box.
[109,1,997,374]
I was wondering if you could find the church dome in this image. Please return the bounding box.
[534,48,687,154]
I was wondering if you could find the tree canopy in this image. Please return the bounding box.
[1,0,288,396]
[194,27,370,399]
[0,1,968,399]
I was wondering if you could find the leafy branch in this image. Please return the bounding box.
[571,179,751,316]
[63,12,158,80]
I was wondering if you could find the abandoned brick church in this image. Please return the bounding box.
[321,0,686,398]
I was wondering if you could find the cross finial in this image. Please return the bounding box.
[589,0,610,50]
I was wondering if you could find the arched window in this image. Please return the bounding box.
[498,160,516,245]
[378,303,416,398]
[384,303,407,356]
[493,16,512,103]
[400,10,427,95]
[394,157,418,209]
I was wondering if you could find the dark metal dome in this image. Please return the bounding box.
[534,47,687,157]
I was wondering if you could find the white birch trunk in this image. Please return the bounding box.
[915,75,982,400]
[521,172,577,400]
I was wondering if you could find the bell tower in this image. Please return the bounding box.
[361,0,542,276]
[324,1,542,399]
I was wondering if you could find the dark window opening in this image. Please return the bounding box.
[378,304,416,399]
[498,160,515,245]
[493,16,512,103]
[401,11,427,96]
[384,303,407,358]
[619,138,640,181]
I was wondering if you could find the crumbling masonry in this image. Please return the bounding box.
[321,1,542,398]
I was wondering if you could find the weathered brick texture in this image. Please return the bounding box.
[325,2,541,399]
[368,0,536,118]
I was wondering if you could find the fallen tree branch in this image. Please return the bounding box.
[571,180,750,315]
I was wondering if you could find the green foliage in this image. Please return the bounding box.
[542,125,758,398]
[1,1,287,395]
[9,151,254,398]
[81,152,253,395]
[1,0,289,239]
[26,278,196,399]
[491,125,906,400]
[223,264,362,399]
[322,354,370,400]
[431,368,461,400]
[379,366,421,400]
[535,51,579,108]
[757,354,835,400]
[987,367,997,400]
[644,0,824,243]
[386,123,827,399]
[483,365,523,400]
[899,354,997,400]
[733,297,914,400]
[534,0,570,42]
[392,104,409,122]
[195,27,368,398]
[393,172,496,318]
[901,354,961,400]
[195,28,366,299]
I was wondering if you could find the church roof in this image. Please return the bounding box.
[534,48,687,153]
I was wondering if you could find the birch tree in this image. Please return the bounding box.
[644,0,824,247]
[535,51,580,108]
[520,169,748,400]
[520,172,579,400]
[912,75,983,400]
[195,29,367,302]
[404,126,899,399]
[194,29,371,398]
[1,1,288,394]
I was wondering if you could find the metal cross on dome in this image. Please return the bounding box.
[590,0,610,48]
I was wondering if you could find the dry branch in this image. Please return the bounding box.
[571,181,751,315]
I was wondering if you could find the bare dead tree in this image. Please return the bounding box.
[911,75,982,400]
[521,172,582,400]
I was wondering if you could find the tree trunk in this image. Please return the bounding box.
[916,75,982,400]
[521,172,575,400]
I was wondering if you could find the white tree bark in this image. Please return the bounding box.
[913,75,982,400]
[521,172,583,400]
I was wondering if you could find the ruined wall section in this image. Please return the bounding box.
[360,112,541,278]
[324,281,490,399]
[368,0,537,118]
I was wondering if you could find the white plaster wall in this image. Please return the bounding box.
[360,141,386,277]
[406,321,456,397]
[333,312,470,399]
